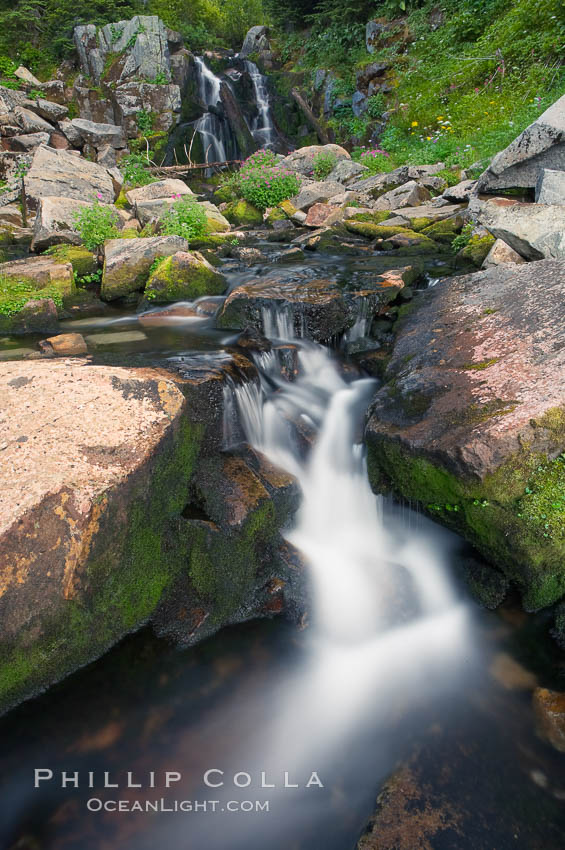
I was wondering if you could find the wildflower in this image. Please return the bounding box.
[436,116,444,121]
[411,121,418,127]
[96,192,103,200]
[426,136,432,140]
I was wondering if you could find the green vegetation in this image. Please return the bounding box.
[233,150,302,210]
[120,153,157,188]
[312,149,337,180]
[160,194,208,240]
[72,201,120,253]
[0,274,64,316]
[136,108,155,136]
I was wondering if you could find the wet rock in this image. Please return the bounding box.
[472,197,565,260]
[489,653,537,691]
[476,93,565,192]
[138,304,200,327]
[218,277,352,341]
[281,144,350,176]
[482,238,527,267]
[38,332,87,356]
[275,247,306,264]
[535,168,565,204]
[0,359,194,714]
[533,687,565,752]
[144,251,227,302]
[366,259,565,611]
[85,330,147,346]
[23,146,116,210]
[236,326,272,353]
[101,235,188,300]
[373,180,432,211]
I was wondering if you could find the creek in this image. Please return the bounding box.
[0,241,564,849]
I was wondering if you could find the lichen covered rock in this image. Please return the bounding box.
[366,259,565,612]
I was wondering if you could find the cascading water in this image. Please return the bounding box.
[193,56,234,164]
[243,59,277,149]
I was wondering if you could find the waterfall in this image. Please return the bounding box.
[243,59,276,149]
[227,322,463,645]
[193,56,233,164]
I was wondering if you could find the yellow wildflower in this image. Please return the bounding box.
[411,121,418,127]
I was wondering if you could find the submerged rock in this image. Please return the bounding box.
[38,332,87,356]
[533,687,565,752]
[366,259,565,612]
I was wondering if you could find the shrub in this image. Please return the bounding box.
[236,150,301,211]
[366,93,385,119]
[137,109,155,136]
[313,150,337,180]
[358,147,395,174]
[120,153,156,188]
[160,195,208,240]
[72,200,119,253]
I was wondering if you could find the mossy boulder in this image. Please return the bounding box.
[460,233,496,267]
[224,200,263,227]
[144,251,227,303]
[421,216,464,245]
[345,221,413,239]
[266,206,288,226]
[46,245,98,278]
[381,230,440,254]
[101,235,188,300]
[366,259,565,615]
[347,211,392,225]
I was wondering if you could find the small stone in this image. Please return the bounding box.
[533,687,565,752]
[39,333,88,356]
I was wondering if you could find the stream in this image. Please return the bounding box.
[0,242,564,849]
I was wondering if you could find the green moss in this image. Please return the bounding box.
[347,211,392,224]
[462,357,500,371]
[45,245,98,277]
[188,234,232,249]
[0,273,72,317]
[115,189,129,210]
[266,206,288,225]
[144,253,226,303]
[421,218,463,244]
[405,216,436,231]
[344,221,412,239]
[461,233,496,267]
[224,199,263,227]
[367,406,565,612]
[0,416,205,714]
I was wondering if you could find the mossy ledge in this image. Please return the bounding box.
[366,418,565,613]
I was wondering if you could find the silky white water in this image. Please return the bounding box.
[244,59,276,149]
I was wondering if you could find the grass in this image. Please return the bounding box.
[0,275,64,317]
[281,0,564,170]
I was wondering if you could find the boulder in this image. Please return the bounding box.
[14,66,41,86]
[223,199,263,227]
[366,259,565,611]
[72,86,116,126]
[8,132,50,152]
[482,238,527,267]
[472,197,565,260]
[31,196,110,252]
[96,145,117,168]
[199,200,230,232]
[111,82,181,138]
[373,180,432,211]
[144,250,227,302]
[101,235,188,299]
[0,298,58,335]
[217,277,352,341]
[38,332,87,356]
[69,119,125,150]
[535,168,565,204]
[281,144,350,177]
[304,204,344,228]
[0,255,74,293]
[476,94,565,192]
[442,179,477,202]
[0,204,23,227]
[14,107,54,135]
[292,180,344,211]
[74,16,171,86]
[125,179,192,206]
[327,159,368,184]
[240,25,270,57]
[34,99,68,123]
[23,146,117,210]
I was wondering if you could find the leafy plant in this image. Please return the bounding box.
[148,70,169,85]
[357,147,394,174]
[366,93,386,119]
[136,109,155,136]
[120,152,156,187]
[451,223,474,253]
[0,275,65,316]
[72,200,119,253]
[235,150,301,211]
[160,195,208,240]
[76,269,103,287]
[313,150,337,180]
